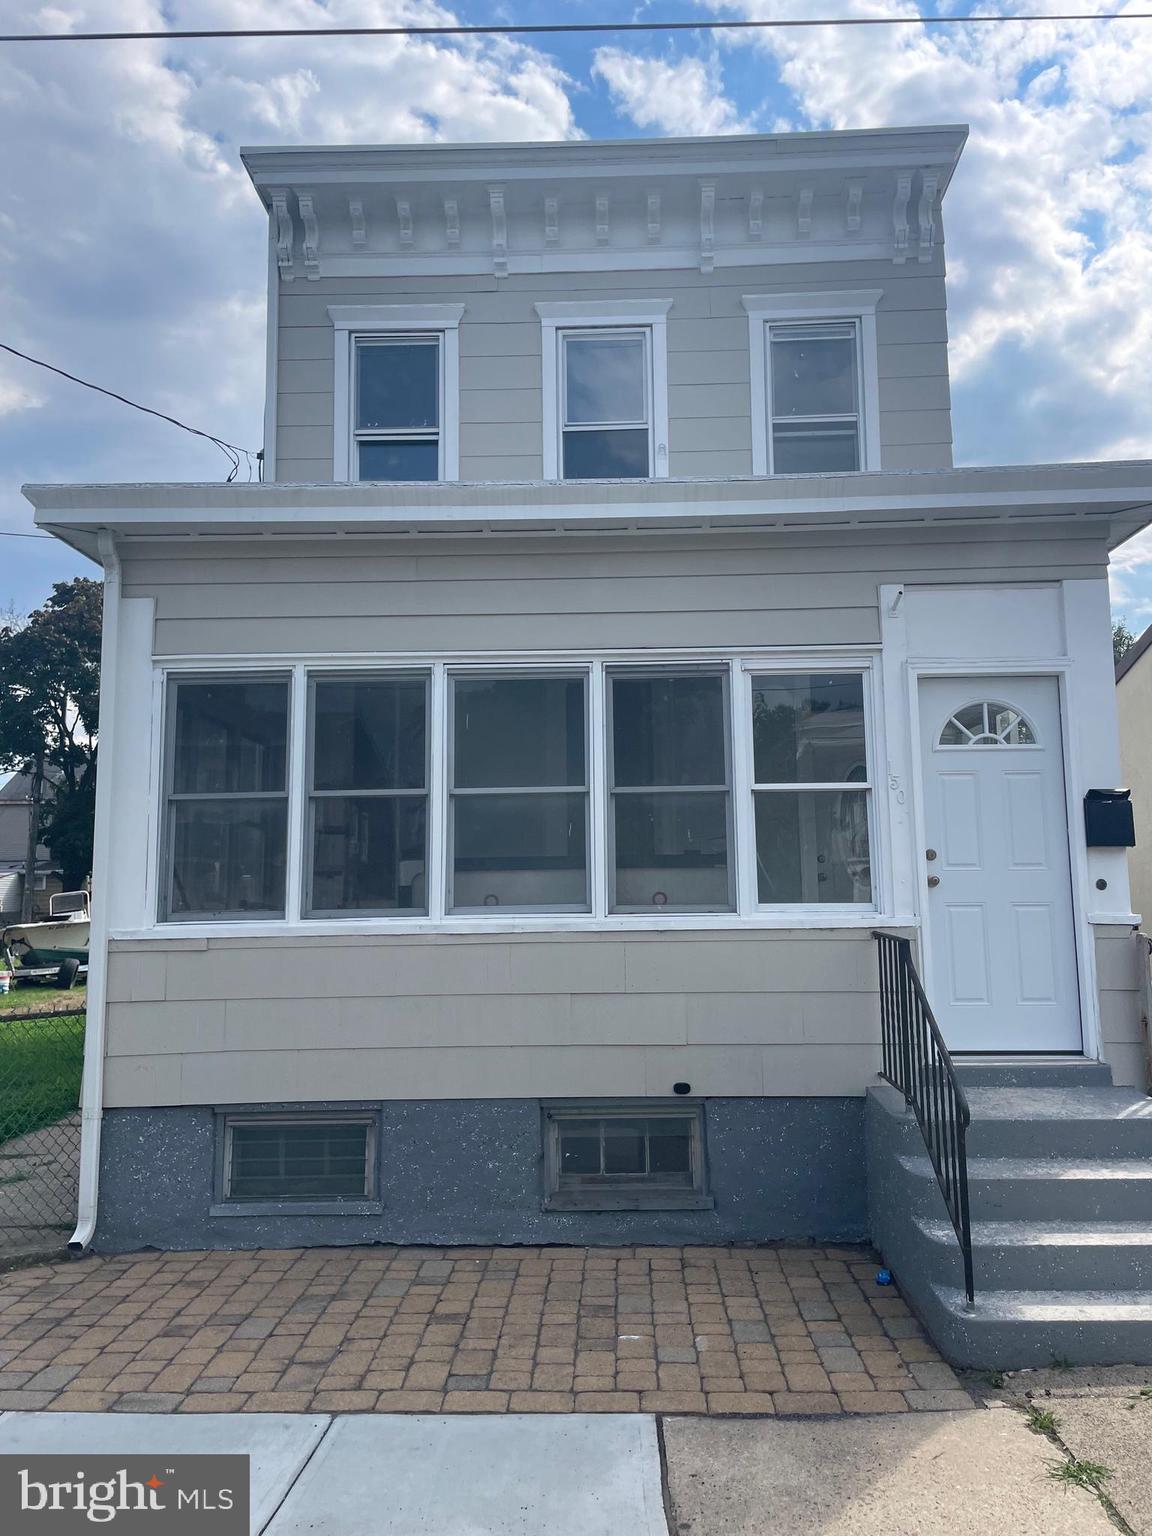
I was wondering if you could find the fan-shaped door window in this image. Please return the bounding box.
[938,701,1037,748]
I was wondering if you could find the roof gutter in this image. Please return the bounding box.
[68,529,119,1255]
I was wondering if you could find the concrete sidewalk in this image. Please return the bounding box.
[984,1363,1152,1536]
[0,1411,667,1535]
[0,1403,1134,1535]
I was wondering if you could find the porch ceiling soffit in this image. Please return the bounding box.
[24,462,1152,560]
[240,128,968,281]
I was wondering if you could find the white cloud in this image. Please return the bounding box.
[0,0,578,589]
[700,0,1152,471]
[592,49,753,137]
[0,374,45,417]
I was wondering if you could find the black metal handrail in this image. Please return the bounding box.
[873,931,975,1309]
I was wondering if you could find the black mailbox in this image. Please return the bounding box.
[1084,788,1135,848]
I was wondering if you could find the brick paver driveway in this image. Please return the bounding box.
[0,1245,974,1416]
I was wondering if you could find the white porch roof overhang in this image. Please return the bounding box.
[23,460,1152,564]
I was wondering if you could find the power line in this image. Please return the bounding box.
[0,530,53,540]
[1,13,1151,43]
[0,343,258,482]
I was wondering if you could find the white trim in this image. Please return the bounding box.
[285,665,308,923]
[740,659,882,916]
[878,579,1125,1062]
[69,530,120,1254]
[328,303,464,482]
[743,291,883,476]
[536,300,672,481]
[262,231,278,480]
[589,660,608,918]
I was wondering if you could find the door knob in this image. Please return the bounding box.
[927,875,941,888]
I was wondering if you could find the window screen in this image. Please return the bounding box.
[163,676,290,920]
[224,1118,373,1201]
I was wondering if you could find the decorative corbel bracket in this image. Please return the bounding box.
[295,190,320,280]
[797,186,813,239]
[544,195,559,245]
[699,182,716,273]
[918,173,939,262]
[444,197,460,247]
[395,197,414,248]
[349,198,367,249]
[489,185,508,277]
[747,187,764,240]
[846,180,863,235]
[647,190,661,244]
[271,191,295,281]
[893,171,913,263]
[595,193,610,245]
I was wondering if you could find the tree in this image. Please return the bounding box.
[1114,619,1137,667]
[0,578,102,892]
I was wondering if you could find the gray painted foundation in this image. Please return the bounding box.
[93,1097,867,1252]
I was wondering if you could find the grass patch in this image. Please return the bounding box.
[0,1010,85,1141]
[0,983,86,1016]
[1049,1459,1113,1494]
[1024,1403,1061,1436]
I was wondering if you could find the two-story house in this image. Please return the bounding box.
[28,125,1152,1367]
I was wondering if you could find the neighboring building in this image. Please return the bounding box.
[28,126,1152,1366]
[0,771,60,925]
[1118,626,1152,925]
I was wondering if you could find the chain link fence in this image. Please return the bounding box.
[0,1005,84,1260]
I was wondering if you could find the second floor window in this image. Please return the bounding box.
[354,336,441,482]
[561,329,652,479]
[768,321,861,474]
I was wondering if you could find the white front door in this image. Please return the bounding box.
[918,675,1081,1052]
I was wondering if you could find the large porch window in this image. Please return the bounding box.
[158,659,877,925]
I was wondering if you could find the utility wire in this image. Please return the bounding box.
[0,343,258,482]
[0,530,53,539]
[1,13,1151,42]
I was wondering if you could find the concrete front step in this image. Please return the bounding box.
[868,1083,1152,1366]
[916,1214,1152,1290]
[965,1087,1152,1158]
[955,1058,1115,1089]
[930,1284,1152,1368]
[899,1150,1152,1221]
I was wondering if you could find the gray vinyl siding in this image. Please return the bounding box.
[273,261,953,481]
[121,523,1109,659]
[102,930,884,1108]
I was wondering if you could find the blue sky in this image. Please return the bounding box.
[3,0,1152,628]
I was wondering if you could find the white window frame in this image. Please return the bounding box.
[742,292,883,477]
[146,651,887,936]
[740,665,878,914]
[328,304,464,482]
[303,671,432,919]
[160,671,293,924]
[446,668,592,915]
[536,300,671,481]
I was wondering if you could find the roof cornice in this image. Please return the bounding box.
[240,125,968,281]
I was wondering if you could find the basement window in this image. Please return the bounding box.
[543,1105,711,1211]
[219,1115,377,1206]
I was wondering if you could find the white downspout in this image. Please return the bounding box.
[69,528,120,1253]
